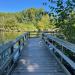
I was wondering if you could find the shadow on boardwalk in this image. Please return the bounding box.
[11,38,66,75]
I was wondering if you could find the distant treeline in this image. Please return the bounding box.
[0,8,55,32]
[0,0,75,43]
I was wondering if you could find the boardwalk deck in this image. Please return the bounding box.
[11,38,66,75]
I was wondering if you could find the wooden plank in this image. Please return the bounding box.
[0,32,29,75]
[42,33,75,75]
[46,40,75,70]
[45,34,75,53]
[11,38,66,75]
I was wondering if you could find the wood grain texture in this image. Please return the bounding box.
[11,38,66,75]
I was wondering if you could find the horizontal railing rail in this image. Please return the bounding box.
[0,31,55,75]
[42,33,75,75]
[0,32,29,75]
[0,31,58,75]
[28,31,55,38]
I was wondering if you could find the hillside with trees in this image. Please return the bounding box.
[0,0,75,43]
[0,8,55,32]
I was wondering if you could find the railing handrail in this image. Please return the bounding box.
[0,31,53,54]
[0,31,57,75]
[0,32,29,54]
[42,33,75,74]
[0,32,29,75]
[44,33,75,53]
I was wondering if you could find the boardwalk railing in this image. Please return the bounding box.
[1,31,75,75]
[28,31,54,38]
[0,32,29,75]
[42,33,75,75]
[0,31,54,75]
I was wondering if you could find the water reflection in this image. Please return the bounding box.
[0,32,24,45]
[0,31,5,45]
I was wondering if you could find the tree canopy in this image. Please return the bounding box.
[43,0,75,43]
[0,8,55,32]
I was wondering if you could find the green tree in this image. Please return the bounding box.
[38,14,55,31]
[43,0,75,42]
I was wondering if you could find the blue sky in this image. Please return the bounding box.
[0,0,48,12]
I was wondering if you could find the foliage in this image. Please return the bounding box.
[0,8,55,32]
[43,0,75,43]
[38,14,55,31]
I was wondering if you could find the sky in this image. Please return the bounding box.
[0,0,48,12]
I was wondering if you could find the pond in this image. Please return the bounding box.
[0,32,24,46]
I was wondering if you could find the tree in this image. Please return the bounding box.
[43,0,75,42]
[38,14,55,31]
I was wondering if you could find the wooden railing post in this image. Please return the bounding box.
[60,45,63,62]
[11,46,14,70]
[23,37,25,46]
[27,32,30,39]
[0,32,29,75]
[28,32,30,38]
[73,69,75,75]
[42,33,75,75]
[41,33,44,41]
[11,46,14,54]
[18,40,21,53]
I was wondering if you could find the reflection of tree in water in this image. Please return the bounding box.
[0,16,5,45]
[0,31,5,45]
[0,31,23,46]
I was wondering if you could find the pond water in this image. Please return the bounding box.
[0,32,24,46]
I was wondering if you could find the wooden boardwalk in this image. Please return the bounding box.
[11,38,66,75]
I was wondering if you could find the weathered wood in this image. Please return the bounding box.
[11,38,66,75]
[0,32,29,75]
[42,33,75,75]
[43,33,75,53]
[1,31,74,75]
[43,37,75,69]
